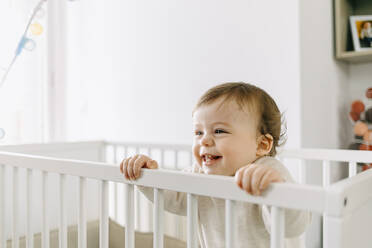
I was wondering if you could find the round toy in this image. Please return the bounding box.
[349,111,360,122]
[366,88,372,99]
[30,23,43,36]
[354,121,368,136]
[359,143,372,151]
[351,100,365,114]
[362,164,372,171]
[363,130,372,143]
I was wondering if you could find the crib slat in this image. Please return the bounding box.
[135,187,140,230]
[125,184,135,248]
[78,177,87,248]
[322,160,331,187]
[134,147,141,230]
[298,159,306,184]
[113,145,118,221]
[154,188,164,248]
[174,151,178,169]
[146,148,154,233]
[123,144,129,227]
[160,149,165,169]
[270,206,285,248]
[174,150,181,238]
[59,174,67,248]
[225,199,235,248]
[0,165,4,248]
[187,193,198,248]
[124,146,128,159]
[42,171,49,248]
[100,180,109,248]
[113,145,117,163]
[12,167,19,248]
[27,169,33,248]
[348,161,357,177]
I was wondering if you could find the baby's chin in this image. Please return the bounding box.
[201,165,234,176]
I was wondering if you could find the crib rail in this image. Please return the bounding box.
[1,150,371,248]
[279,148,372,163]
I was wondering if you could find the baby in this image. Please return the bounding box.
[120,82,311,248]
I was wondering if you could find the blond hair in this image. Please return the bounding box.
[194,82,286,156]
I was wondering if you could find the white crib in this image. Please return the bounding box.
[0,141,372,248]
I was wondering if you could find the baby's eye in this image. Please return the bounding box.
[194,130,203,136]
[215,129,227,134]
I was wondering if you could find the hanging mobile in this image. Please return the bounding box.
[0,0,47,87]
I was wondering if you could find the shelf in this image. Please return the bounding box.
[337,50,372,63]
[334,0,372,63]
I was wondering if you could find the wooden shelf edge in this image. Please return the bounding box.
[336,50,372,63]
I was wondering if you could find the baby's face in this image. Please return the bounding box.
[192,98,259,176]
[363,22,371,29]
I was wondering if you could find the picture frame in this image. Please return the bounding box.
[350,15,372,51]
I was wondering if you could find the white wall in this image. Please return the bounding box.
[299,1,372,247]
[66,0,302,150]
[299,1,351,247]
[349,63,372,101]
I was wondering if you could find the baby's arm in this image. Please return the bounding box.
[119,154,189,216]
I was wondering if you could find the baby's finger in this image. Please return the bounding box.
[251,167,266,195]
[120,159,128,174]
[133,156,147,178]
[234,167,245,189]
[127,155,139,180]
[145,159,158,169]
[242,166,255,194]
[258,170,274,192]
[123,158,130,180]
[120,160,123,174]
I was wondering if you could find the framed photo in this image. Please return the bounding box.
[350,15,372,51]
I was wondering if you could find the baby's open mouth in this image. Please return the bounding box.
[202,154,222,162]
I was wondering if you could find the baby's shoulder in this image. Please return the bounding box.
[255,156,294,182]
[255,156,282,167]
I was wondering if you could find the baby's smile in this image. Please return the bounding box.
[201,153,223,166]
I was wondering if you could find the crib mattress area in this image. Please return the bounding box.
[5,218,186,248]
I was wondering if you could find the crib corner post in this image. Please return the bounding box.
[0,164,4,248]
[323,214,345,248]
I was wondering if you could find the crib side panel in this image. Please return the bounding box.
[1,142,104,240]
[324,197,372,248]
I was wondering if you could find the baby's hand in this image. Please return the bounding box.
[234,164,284,196]
[120,154,158,180]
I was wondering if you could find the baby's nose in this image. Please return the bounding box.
[201,135,214,146]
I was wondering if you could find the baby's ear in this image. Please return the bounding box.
[256,134,274,157]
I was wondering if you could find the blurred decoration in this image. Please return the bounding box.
[30,22,44,36]
[0,0,78,142]
[348,87,372,172]
[0,0,48,141]
[0,0,47,88]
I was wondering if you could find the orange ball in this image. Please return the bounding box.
[349,111,360,122]
[359,143,372,151]
[366,88,372,99]
[363,130,372,143]
[351,100,365,114]
[362,164,372,171]
[354,121,369,136]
